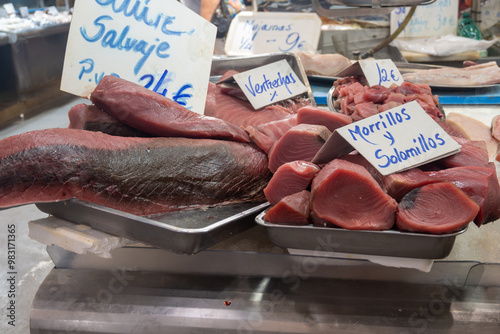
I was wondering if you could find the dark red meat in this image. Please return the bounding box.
[297,105,352,132]
[0,128,271,216]
[68,103,150,137]
[439,137,490,168]
[426,166,500,226]
[310,159,397,230]
[90,76,250,142]
[268,124,331,173]
[396,182,479,234]
[382,168,439,202]
[264,190,311,225]
[264,160,320,205]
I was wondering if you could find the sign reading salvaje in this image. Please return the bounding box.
[61,0,217,114]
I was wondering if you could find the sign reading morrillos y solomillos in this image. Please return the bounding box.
[312,101,461,176]
[61,0,217,114]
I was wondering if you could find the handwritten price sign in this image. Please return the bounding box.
[224,12,321,56]
[61,0,216,114]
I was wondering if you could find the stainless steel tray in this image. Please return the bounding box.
[36,199,269,255]
[211,52,316,106]
[255,211,467,259]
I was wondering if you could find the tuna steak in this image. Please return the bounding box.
[268,124,331,173]
[426,166,500,226]
[90,76,250,142]
[0,128,271,216]
[264,160,320,205]
[264,190,311,225]
[397,182,479,234]
[310,159,397,230]
[296,105,352,132]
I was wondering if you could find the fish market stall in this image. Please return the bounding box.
[1,0,500,333]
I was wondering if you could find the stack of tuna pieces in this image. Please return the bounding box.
[258,78,500,235]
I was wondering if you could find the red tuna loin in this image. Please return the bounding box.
[426,166,500,226]
[382,168,439,202]
[396,182,479,234]
[296,105,352,132]
[0,128,271,216]
[68,103,151,137]
[268,124,331,173]
[204,83,294,128]
[245,126,276,154]
[310,159,397,230]
[439,137,490,169]
[264,160,320,205]
[255,115,298,141]
[90,76,250,142]
[264,190,311,225]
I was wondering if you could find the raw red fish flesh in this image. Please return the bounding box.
[245,126,275,154]
[310,159,397,230]
[382,168,439,202]
[264,160,320,205]
[68,103,150,137]
[204,82,295,128]
[90,76,250,142]
[296,105,352,132]
[255,115,298,141]
[263,190,311,225]
[267,124,331,173]
[426,166,500,226]
[438,137,490,169]
[396,182,479,234]
[0,128,271,216]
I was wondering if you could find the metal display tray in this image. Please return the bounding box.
[255,211,467,259]
[211,52,316,105]
[36,199,269,255]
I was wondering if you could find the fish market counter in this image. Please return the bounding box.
[28,201,500,333]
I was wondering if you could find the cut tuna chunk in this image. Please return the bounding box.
[296,105,352,132]
[263,190,311,225]
[264,160,320,205]
[338,153,384,186]
[268,124,331,173]
[0,128,271,216]
[382,168,439,202]
[255,115,298,141]
[439,137,490,168]
[396,182,479,234]
[426,166,500,226]
[310,159,397,230]
[90,76,250,142]
[68,103,150,137]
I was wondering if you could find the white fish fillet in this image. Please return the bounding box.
[446,112,499,159]
[296,52,352,77]
[402,61,500,86]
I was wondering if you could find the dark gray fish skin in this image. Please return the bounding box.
[0,129,270,216]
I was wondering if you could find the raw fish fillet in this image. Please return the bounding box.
[402,61,500,86]
[295,51,352,77]
[90,76,250,142]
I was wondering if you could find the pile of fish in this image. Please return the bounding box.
[259,78,500,235]
[1,71,499,236]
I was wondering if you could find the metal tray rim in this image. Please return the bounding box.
[255,210,468,238]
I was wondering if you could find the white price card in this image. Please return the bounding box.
[335,59,403,88]
[232,60,308,110]
[312,101,461,175]
[19,6,29,18]
[61,0,216,114]
[3,3,15,16]
[224,11,321,56]
[390,0,458,38]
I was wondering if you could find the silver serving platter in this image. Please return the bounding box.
[37,199,269,255]
[255,210,467,259]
